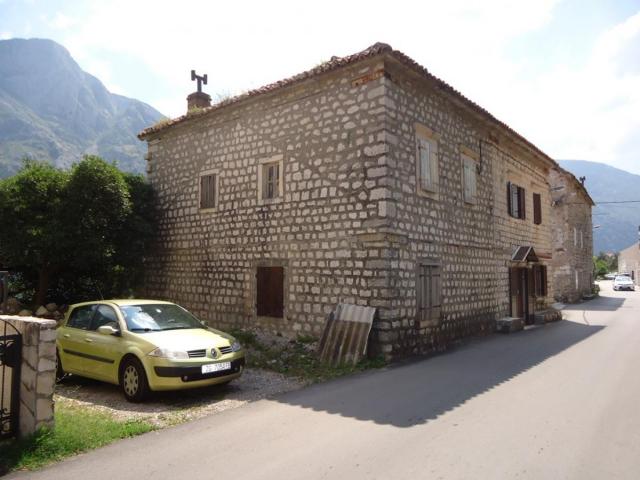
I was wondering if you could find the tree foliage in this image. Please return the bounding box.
[593,252,618,278]
[0,156,155,305]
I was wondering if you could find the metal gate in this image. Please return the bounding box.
[0,319,21,439]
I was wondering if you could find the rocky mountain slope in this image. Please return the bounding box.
[0,38,163,177]
[559,160,640,253]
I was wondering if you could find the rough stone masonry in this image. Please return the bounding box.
[138,43,592,359]
[0,315,56,436]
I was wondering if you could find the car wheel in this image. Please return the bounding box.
[55,350,66,383]
[120,357,149,403]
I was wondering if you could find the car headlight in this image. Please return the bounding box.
[148,347,189,360]
[231,341,242,352]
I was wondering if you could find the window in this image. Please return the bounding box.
[574,227,578,246]
[256,266,284,318]
[417,263,441,325]
[534,265,548,296]
[462,154,477,204]
[580,230,584,249]
[67,305,96,330]
[257,155,284,202]
[415,126,438,194]
[91,305,119,331]
[199,172,218,209]
[533,193,542,225]
[262,162,280,200]
[507,182,526,219]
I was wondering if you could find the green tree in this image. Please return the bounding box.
[593,256,608,278]
[0,160,70,305]
[0,156,155,306]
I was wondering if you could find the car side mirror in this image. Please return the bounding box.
[98,325,121,336]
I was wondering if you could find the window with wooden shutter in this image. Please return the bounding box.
[417,263,441,325]
[507,182,526,219]
[415,126,438,194]
[462,155,477,204]
[533,193,542,225]
[257,155,284,203]
[262,162,280,200]
[418,138,437,192]
[200,173,217,209]
[534,265,548,296]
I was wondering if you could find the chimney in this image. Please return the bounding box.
[187,91,211,111]
[187,70,211,112]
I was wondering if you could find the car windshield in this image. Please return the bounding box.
[119,304,204,332]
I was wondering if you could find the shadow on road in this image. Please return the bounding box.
[273,320,604,428]
[562,295,625,312]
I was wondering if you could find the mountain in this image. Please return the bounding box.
[559,160,640,254]
[0,38,163,177]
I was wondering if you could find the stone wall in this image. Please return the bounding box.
[549,169,594,302]
[368,59,554,356]
[0,315,56,437]
[619,242,640,286]
[142,53,561,359]
[143,58,392,339]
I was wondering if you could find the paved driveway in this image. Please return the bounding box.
[10,282,640,479]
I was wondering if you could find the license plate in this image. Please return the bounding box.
[201,362,231,374]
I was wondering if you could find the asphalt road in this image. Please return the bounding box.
[9,281,640,479]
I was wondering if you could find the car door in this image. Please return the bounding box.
[83,304,126,382]
[58,304,97,375]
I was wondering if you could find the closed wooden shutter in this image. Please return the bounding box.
[200,174,216,208]
[533,193,542,225]
[463,156,476,203]
[507,182,512,216]
[419,139,433,191]
[418,264,441,324]
[518,186,526,219]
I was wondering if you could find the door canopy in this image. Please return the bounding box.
[511,246,539,263]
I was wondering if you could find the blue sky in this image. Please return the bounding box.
[1,0,639,174]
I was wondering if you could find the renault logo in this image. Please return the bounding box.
[210,348,218,359]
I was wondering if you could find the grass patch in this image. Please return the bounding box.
[0,403,155,474]
[230,329,386,383]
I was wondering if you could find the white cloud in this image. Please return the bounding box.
[47,12,76,30]
[504,11,640,174]
[53,0,639,174]
[62,0,560,114]
[0,31,12,40]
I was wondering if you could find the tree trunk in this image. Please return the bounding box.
[35,268,51,307]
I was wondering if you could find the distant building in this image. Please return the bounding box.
[619,242,640,286]
[549,169,595,302]
[138,43,586,358]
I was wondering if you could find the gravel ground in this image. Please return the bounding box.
[55,368,305,427]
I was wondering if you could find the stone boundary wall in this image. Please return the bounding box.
[0,315,56,437]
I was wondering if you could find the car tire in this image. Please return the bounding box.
[120,357,150,403]
[55,350,66,383]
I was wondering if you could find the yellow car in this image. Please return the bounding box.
[56,300,245,402]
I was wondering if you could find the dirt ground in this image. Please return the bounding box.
[55,368,305,427]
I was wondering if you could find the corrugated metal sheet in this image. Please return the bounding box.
[317,304,376,366]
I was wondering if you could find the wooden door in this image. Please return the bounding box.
[256,266,284,318]
[510,267,530,321]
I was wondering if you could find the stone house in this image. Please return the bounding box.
[549,168,595,302]
[619,242,640,286]
[138,43,570,358]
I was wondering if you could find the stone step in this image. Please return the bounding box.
[496,317,524,333]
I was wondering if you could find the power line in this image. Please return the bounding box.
[594,200,640,205]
